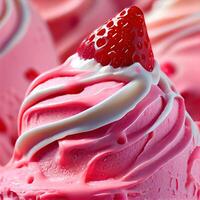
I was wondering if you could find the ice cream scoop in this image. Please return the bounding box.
[0,0,58,165]
[147,0,200,122]
[0,6,200,200]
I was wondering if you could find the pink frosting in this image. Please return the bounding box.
[0,54,200,199]
[0,0,58,165]
[147,0,200,122]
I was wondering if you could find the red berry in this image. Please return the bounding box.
[0,117,6,132]
[161,62,176,76]
[25,68,39,81]
[77,6,154,71]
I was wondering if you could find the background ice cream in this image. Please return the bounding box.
[0,0,58,165]
[0,7,200,199]
[0,0,156,166]
[147,0,200,122]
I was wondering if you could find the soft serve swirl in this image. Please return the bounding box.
[0,0,30,55]
[147,0,200,54]
[0,4,199,197]
[14,53,198,190]
[16,54,160,158]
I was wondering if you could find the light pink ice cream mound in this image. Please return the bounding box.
[0,0,58,165]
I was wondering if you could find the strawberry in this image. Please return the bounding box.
[77,6,154,71]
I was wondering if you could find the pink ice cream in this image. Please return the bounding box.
[147,0,200,122]
[134,0,155,13]
[0,0,58,165]
[0,6,200,200]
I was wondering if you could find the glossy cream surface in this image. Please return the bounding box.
[0,54,199,199]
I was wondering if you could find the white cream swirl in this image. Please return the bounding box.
[147,0,200,54]
[0,0,30,56]
[15,54,198,160]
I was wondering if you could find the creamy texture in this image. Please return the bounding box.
[0,0,57,165]
[0,0,29,55]
[147,0,200,53]
[16,53,198,161]
[16,54,161,159]
[1,1,200,198]
[147,0,200,121]
[0,53,199,199]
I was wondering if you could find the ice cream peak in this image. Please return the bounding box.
[15,54,161,161]
[78,6,154,71]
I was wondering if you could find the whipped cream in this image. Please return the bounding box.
[147,0,200,54]
[15,54,198,160]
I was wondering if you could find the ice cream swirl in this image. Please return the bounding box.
[147,0,200,121]
[147,0,200,54]
[13,53,198,190]
[0,0,30,55]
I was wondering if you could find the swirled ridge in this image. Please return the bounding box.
[16,54,161,159]
[0,0,29,55]
[13,53,198,186]
[147,0,200,54]
[0,0,58,166]
[147,0,200,121]
[0,52,199,199]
